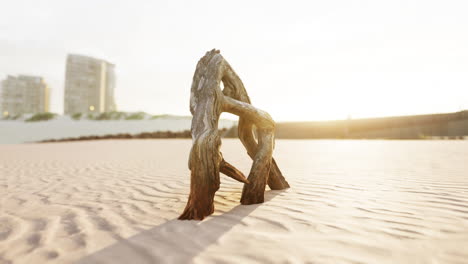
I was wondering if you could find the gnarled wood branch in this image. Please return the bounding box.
[179,49,290,220]
[221,60,290,191]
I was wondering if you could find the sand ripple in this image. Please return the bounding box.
[0,139,467,264]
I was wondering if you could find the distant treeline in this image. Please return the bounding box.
[224,110,468,139]
[40,128,229,143]
[275,110,468,139]
[70,112,185,121]
[39,110,468,142]
[2,111,191,122]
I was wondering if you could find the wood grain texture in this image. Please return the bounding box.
[179,49,289,220]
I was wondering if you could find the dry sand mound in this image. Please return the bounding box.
[1,139,468,264]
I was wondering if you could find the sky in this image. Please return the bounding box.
[0,0,467,121]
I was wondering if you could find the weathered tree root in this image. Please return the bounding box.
[179,49,290,220]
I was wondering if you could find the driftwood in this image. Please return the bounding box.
[179,49,290,220]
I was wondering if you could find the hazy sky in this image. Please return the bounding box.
[1,0,467,121]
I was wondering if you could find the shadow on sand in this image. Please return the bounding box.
[76,190,284,264]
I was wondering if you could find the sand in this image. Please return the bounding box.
[1,139,468,264]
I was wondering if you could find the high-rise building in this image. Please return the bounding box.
[1,75,50,117]
[64,54,116,114]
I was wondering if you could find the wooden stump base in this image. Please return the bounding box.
[179,189,216,220]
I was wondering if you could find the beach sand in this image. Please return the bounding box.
[1,139,468,264]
